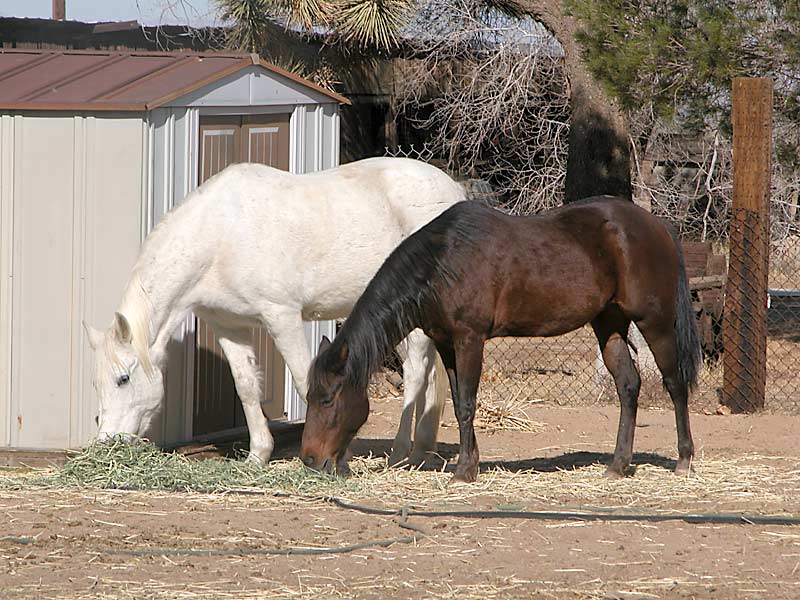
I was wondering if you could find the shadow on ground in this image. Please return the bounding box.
[349,437,677,475]
[174,428,677,476]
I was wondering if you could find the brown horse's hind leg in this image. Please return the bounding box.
[636,322,694,475]
[592,312,640,479]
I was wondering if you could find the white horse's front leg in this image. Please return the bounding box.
[391,329,445,467]
[218,333,274,465]
[389,339,415,466]
[263,308,313,401]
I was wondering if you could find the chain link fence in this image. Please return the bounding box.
[383,145,800,415]
[765,236,800,413]
[478,235,800,416]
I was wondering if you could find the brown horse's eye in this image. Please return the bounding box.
[319,395,334,408]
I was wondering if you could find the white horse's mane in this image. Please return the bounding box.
[110,201,190,377]
[113,272,154,376]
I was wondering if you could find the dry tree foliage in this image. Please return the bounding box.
[393,0,570,214]
[629,108,800,248]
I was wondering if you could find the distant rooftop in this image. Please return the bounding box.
[0,48,348,111]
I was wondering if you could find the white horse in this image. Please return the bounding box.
[83,157,465,465]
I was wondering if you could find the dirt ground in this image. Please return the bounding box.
[3,397,800,599]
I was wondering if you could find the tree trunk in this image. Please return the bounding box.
[524,1,632,202]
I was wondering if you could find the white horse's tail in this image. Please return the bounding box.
[460,178,496,206]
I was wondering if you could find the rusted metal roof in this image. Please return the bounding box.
[0,48,348,111]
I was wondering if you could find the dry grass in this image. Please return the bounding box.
[3,439,800,600]
[474,386,546,433]
[4,571,769,600]
[3,439,800,517]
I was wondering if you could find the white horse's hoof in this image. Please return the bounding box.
[388,445,411,467]
[245,449,270,465]
[408,448,435,468]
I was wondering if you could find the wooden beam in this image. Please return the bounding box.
[722,78,772,413]
[52,0,65,21]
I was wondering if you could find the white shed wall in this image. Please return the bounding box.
[0,113,144,449]
[0,73,341,449]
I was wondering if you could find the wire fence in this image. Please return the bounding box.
[383,146,800,415]
[478,241,800,416]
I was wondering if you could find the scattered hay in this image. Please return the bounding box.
[474,386,546,433]
[2,439,800,518]
[0,437,357,497]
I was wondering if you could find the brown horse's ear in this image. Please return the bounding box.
[318,336,332,354]
[338,340,349,363]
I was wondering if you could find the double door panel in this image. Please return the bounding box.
[193,114,290,436]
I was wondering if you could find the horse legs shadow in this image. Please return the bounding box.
[478,451,678,475]
[349,439,677,475]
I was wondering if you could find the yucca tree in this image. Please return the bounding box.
[216,0,415,51]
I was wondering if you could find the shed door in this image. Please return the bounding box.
[194,114,291,437]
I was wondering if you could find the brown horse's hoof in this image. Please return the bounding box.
[674,462,694,477]
[605,465,636,479]
[448,471,478,486]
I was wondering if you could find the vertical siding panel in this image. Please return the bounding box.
[304,106,317,173]
[289,106,304,174]
[314,106,323,171]
[162,107,194,447]
[149,109,170,229]
[148,108,178,446]
[69,114,88,447]
[0,115,14,446]
[181,107,200,443]
[83,116,144,447]
[322,104,339,170]
[13,116,74,448]
[8,115,23,447]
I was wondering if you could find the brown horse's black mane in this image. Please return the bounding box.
[315,201,488,390]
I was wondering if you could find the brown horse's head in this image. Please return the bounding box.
[300,336,369,476]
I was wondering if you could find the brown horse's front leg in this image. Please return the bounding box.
[448,334,485,484]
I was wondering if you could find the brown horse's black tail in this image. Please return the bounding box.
[671,230,702,390]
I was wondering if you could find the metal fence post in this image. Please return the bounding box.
[722,78,772,412]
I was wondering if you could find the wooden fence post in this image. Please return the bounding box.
[722,78,772,412]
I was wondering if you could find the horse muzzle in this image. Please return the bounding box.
[301,453,351,477]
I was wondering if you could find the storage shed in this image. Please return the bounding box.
[0,49,346,451]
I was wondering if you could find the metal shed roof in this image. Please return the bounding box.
[0,48,348,111]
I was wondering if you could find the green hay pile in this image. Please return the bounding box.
[0,437,357,496]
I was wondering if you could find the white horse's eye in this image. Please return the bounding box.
[116,374,131,386]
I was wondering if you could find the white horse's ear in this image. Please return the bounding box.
[113,312,133,344]
[318,335,332,353]
[83,321,104,350]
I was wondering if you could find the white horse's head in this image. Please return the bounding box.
[84,313,163,440]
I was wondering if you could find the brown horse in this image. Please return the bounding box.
[300,197,701,483]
